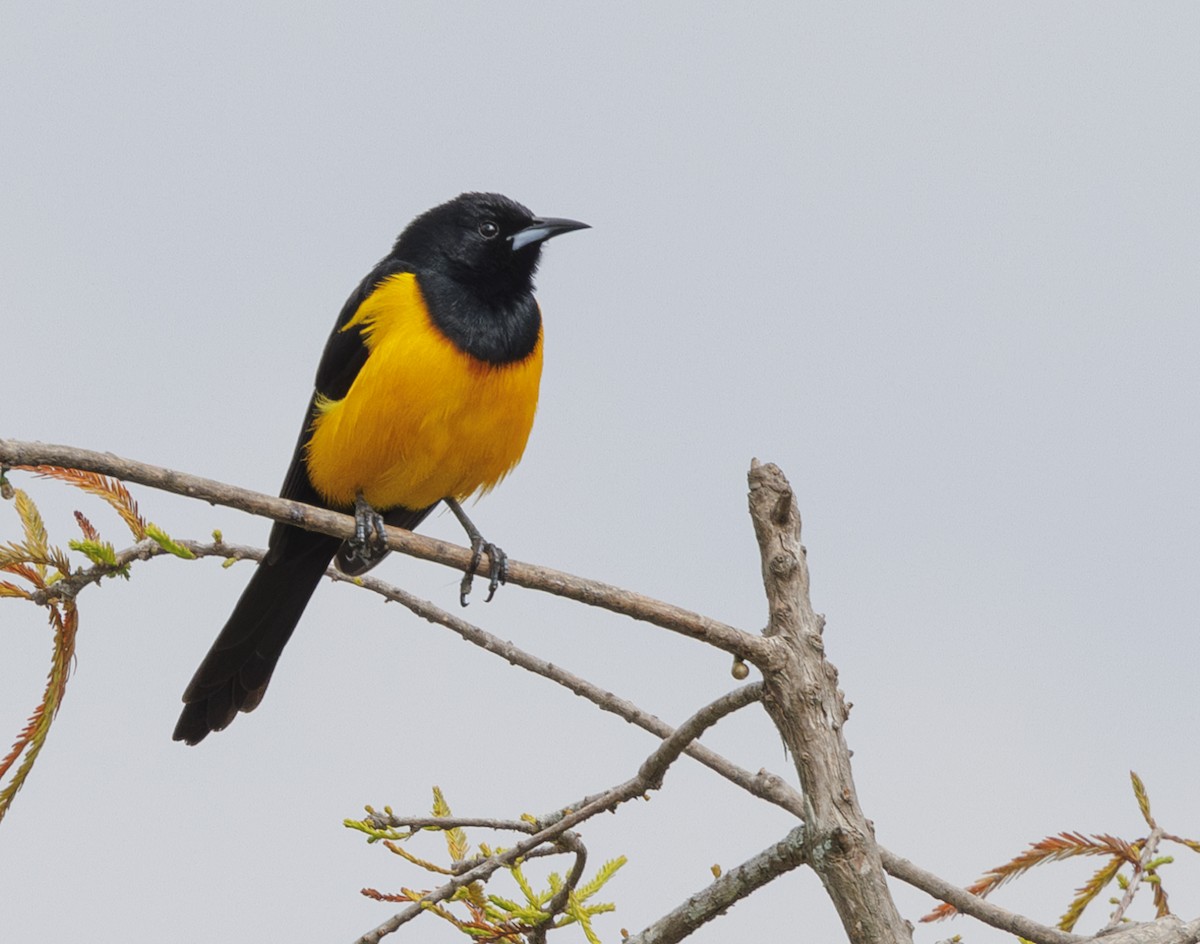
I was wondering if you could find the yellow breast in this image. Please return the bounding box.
[304,272,543,510]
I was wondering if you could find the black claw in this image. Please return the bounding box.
[460,538,483,607]
[446,497,507,607]
[458,536,507,607]
[348,493,387,566]
[484,543,507,603]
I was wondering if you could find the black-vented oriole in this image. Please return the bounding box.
[173,192,588,745]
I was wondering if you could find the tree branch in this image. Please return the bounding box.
[536,829,589,943]
[1099,917,1200,944]
[746,459,911,944]
[1105,826,1166,932]
[0,439,765,662]
[876,850,1080,944]
[339,561,803,812]
[623,826,808,944]
[360,815,537,834]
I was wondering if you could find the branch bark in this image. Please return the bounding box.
[877,851,1079,944]
[623,826,808,944]
[747,460,912,944]
[0,439,764,662]
[1100,918,1200,944]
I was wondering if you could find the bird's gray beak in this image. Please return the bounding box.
[510,216,590,252]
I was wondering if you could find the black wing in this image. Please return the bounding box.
[273,257,415,526]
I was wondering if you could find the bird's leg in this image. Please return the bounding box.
[444,497,507,606]
[346,491,388,565]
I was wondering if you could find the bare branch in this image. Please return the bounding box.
[746,460,911,944]
[538,829,589,941]
[624,826,807,944]
[366,815,537,834]
[1098,917,1200,944]
[877,850,1081,944]
[1105,827,1167,932]
[634,683,764,789]
[340,561,805,813]
[0,439,765,662]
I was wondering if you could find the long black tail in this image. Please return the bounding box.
[173,526,339,745]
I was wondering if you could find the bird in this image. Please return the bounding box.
[173,192,588,745]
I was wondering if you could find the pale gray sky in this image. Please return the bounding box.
[2,4,1198,942]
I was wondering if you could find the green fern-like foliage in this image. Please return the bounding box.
[346,788,626,942]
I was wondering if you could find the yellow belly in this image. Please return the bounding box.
[304,272,543,510]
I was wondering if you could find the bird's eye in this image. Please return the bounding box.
[478,220,500,239]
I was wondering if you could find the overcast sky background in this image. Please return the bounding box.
[2,4,1198,942]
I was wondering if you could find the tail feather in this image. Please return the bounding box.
[173,528,339,745]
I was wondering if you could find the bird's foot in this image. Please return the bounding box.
[462,536,507,606]
[345,492,388,566]
[445,497,507,606]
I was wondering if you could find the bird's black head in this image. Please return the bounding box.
[392,192,588,301]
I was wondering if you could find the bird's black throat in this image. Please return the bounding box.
[417,270,542,366]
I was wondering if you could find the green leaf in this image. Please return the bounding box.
[68,539,119,567]
[576,856,627,901]
[145,523,195,559]
[1130,771,1156,829]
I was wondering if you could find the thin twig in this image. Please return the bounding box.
[341,564,802,811]
[877,850,1081,944]
[538,830,588,941]
[1105,827,1167,932]
[365,815,537,834]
